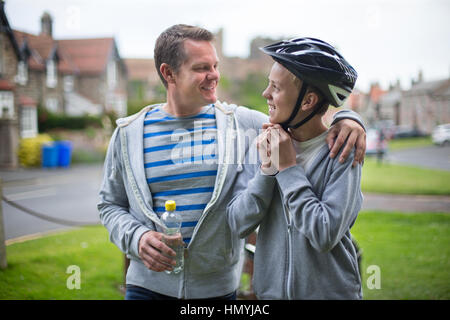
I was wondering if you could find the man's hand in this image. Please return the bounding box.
[138,231,177,272]
[326,119,366,167]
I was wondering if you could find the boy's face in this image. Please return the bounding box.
[172,39,220,108]
[262,62,301,124]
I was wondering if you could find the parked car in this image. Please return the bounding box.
[392,125,427,139]
[366,128,388,155]
[432,124,450,146]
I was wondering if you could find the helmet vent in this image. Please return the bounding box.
[337,93,347,101]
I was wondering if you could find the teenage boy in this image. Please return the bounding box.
[227,38,363,299]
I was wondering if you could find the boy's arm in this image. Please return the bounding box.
[275,150,363,253]
[226,166,276,239]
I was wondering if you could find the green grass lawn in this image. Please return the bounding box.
[0,226,123,300]
[361,158,450,195]
[351,211,450,300]
[388,136,432,151]
[1,211,449,300]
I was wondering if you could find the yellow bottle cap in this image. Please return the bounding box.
[165,200,176,211]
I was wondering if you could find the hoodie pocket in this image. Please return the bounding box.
[187,218,234,275]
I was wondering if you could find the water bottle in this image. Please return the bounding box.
[161,200,184,274]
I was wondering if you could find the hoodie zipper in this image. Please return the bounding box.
[279,186,294,300]
[179,110,234,299]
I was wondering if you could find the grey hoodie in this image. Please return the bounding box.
[227,136,364,299]
[98,101,363,299]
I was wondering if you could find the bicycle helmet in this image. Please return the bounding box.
[260,37,357,130]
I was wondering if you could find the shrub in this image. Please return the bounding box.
[17,134,53,167]
[38,107,103,132]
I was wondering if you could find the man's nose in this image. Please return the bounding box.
[207,68,219,81]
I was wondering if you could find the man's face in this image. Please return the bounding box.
[172,39,220,108]
[262,62,301,124]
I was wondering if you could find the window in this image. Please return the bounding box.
[0,91,14,119]
[107,60,117,88]
[46,59,57,88]
[64,75,74,92]
[20,106,37,138]
[46,97,59,113]
[16,61,28,85]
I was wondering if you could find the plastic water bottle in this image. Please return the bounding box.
[161,200,184,274]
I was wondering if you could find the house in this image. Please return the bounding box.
[0,0,26,168]
[400,76,450,134]
[0,6,128,168]
[377,81,402,125]
[13,11,128,118]
[125,58,163,102]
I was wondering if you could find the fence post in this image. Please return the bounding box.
[0,178,7,269]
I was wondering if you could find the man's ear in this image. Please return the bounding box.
[160,63,176,84]
[301,91,320,111]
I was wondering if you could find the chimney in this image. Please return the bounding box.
[418,69,423,83]
[40,12,53,37]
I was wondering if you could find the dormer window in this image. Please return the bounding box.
[46,59,57,88]
[17,61,28,85]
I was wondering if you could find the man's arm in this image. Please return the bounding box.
[97,128,175,272]
[328,110,367,167]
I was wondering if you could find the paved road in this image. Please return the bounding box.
[362,193,450,213]
[385,144,450,171]
[1,164,103,241]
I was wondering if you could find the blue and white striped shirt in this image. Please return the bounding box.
[143,104,218,245]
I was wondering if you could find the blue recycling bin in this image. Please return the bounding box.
[41,143,59,168]
[57,141,73,167]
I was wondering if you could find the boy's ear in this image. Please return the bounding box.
[301,91,320,111]
[160,63,176,84]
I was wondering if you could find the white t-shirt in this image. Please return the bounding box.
[292,130,328,172]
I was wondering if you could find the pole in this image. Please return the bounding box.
[0,178,7,269]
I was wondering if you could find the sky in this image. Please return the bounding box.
[6,0,450,92]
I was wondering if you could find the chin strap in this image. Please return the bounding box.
[280,83,322,131]
[280,83,307,131]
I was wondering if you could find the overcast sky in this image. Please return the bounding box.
[7,0,450,92]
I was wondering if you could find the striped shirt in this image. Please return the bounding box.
[143,104,218,245]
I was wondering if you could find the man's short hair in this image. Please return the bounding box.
[154,24,214,88]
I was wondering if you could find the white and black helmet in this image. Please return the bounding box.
[260,37,357,129]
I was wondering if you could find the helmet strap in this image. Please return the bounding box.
[280,82,308,131]
[289,103,322,129]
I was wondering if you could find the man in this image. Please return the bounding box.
[98,25,366,300]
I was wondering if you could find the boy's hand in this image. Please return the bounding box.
[257,127,278,175]
[269,124,297,172]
